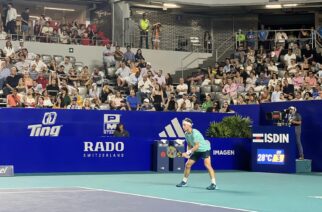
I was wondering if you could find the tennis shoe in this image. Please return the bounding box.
[206,183,216,190]
[176,181,187,187]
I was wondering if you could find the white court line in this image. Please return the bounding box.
[78,186,257,212]
[308,196,322,199]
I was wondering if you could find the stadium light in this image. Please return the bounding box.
[44,7,75,12]
[283,4,298,7]
[265,4,282,9]
[163,3,180,8]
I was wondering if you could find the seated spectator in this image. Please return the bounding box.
[293,91,303,101]
[126,89,140,111]
[301,58,310,72]
[32,80,43,94]
[139,98,155,111]
[271,85,282,102]
[79,66,90,86]
[287,59,297,74]
[236,95,246,105]
[29,64,39,80]
[3,67,21,96]
[135,49,145,62]
[268,73,279,88]
[247,93,259,104]
[303,91,313,100]
[24,88,36,108]
[153,70,166,88]
[7,88,22,107]
[283,48,296,68]
[111,91,124,109]
[302,44,314,62]
[36,72,49,90]
[115,62,131,87]
[68,68,79,87]
[89,83,101,98]
[219,101,234,113]
[67,96,81,109]
[255,73,269,92]
[245,71,257,91]
[176,78,188,96]
[0,62,11,88]
[305,71,317,88]
[59,87,71,108]
[31,54,47,72]
[41,21,54,42]
[177,101,190,112]
[177,93,192,111]
[3,40,15,58]
[100,85,113,104]
[42,90,53,108]
[103,44,115,69]
[138,75,152,101]
[114,123,129,137]
[124,46,135,62]
[36,96,45,108]
[91,67,104,86]
[201,94,213,111]
[164,92,177,111]
[222,78,238,99]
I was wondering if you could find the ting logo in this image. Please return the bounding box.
[103,114,121,135]
[28,112,63,137]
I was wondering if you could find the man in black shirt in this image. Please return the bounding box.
[288,106,304,160]
[282,78,294,99]
[3,67,21,96]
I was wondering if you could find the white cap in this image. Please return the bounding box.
[144,98,149,103]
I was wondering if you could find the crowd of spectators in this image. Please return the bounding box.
[1,25,322,111]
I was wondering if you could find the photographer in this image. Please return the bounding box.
[287,106,304,160]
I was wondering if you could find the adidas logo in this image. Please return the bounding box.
[159,118,185,138]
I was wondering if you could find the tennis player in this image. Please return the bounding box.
[176,118,216,190]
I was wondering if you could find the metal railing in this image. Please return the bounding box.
[215,35,235,62]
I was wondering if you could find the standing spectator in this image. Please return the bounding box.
[235,29,245,48]
[258,24,269,49]
[5,3,17,35]
[152,23,161,50]
[275,28,288,48]
[103,43,115,69]
[1,3,8,32]
[151,83,164,111]
[139,13,150,49]
[21,8,30,38]
[246,29,256,48]
[153,70,166,88]
[41,21,53,43]
[33,20,41,38]
[203,31,212,53]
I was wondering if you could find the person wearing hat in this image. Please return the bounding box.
[67,96,80,109]
[139,98,155,111]
[288,106,304,159]
[176,118,217,190]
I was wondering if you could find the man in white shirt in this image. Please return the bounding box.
[31,54,47,72]
[138,75,153,101]
[176,93,192,111]
[6,3,17,34]
[59,56,73,71]
[153,70,166,87]
[176,78,188,96]
[103,43,115,69]
[284,49,296,67]
[115,62,131,87]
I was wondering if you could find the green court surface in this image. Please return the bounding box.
[0,171,321,212]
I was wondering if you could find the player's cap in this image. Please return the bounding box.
[144,98,149,103]
[182,118,193,126]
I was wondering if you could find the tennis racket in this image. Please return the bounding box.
[166,145,182,158]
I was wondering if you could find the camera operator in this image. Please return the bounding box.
[287,106,304,160]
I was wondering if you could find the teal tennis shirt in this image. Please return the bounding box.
[185,129,211,152]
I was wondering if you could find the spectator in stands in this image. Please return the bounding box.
[126,89,139,111]
[176,78,188,96]
[267,60,278,74]
[15,54,30,74]
[301,58,311,73]
[50,29,60,43]
[115,61,131,88]
[24,88,36,108]
[60,30,70,44]
[302,44,314,62]
[151,83,164,111]
[152,23,162,50]
[135,49,145,62]
[245,71,256,91]
[46,78,59,97]
[3,40,14,58]
[67,97,81,109]
[153,70,166,88]
[298,26,311,49]
[3,66,20,96]
[100,85,113,104]
[246,29,256,48]
[255,73,269,92]
[292,43,302,61]
[5,3,17,35]
[164,92,177,111]
[114,46,123,68]
[33,19,41,38]
[0,61,11,88]
[56,65,67,80]
[236,95,246,105]
[139,98,155,111]
[139,13,150,49]
[258,24,269,49]
[292,70,304,90]
[31,54,47,72]
[36,71,48,90]
[223,58,232,74]
[42,90,53,107]
[165,73,173,85]
[315,90,322,100]
[103,43,115,69]
[287,59,297,74]
[271,85,282,102]
[305,71,317,88]
[29,64,39,81]
[293,91,303,101]
[219,101,234,113]
[59,56,73,71]
[201,94,213,111]
[91,67,104,87]
[303,91,313,101]
[21,8,30,38]
[59,87,71,108]
[275,28,288,48]
[284,48,296,68]
[268,73,279,88]
[222,78,237,99]
[70,30,81,45]
[41,21,53,43]
[7,88,21,107]
[282,78,294,99]
[138,74,152,101]
[79,67,90,86]
[68,68,79,87]
[177,93,191,111]
[124,46,135,63]
[114,123,129,137]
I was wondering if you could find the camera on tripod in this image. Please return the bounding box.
[266,109,291,126]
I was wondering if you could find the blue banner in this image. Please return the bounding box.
[0,108,253,173]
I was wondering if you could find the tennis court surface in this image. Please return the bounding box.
[0,171,321,212]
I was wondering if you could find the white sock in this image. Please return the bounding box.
[211,178,216,185]
[182,177,188,183]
